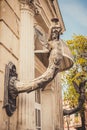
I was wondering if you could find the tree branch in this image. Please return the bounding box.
[63,80,87,116]
[72,81,80,93]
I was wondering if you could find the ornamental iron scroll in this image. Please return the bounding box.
[3,62,18,116]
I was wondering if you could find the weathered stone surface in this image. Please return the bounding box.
[0,21,19,58]
[6,0,20,18]
[0,0,20,38]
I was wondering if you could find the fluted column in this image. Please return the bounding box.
[18,1,35,130]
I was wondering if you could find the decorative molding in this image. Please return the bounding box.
[19,0,40,15]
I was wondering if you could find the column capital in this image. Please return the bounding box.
[19,0,39,15]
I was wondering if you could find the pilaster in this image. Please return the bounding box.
[18,1,35,129]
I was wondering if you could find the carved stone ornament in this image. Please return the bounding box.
[19,0,40,15]
[3,62,18,116]
[16,18,73,93]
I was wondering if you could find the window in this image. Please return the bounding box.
[35,89,41,103]
[35,90,41,130]
[35,109,41,130]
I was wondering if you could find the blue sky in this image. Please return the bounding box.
[58,0,87,40]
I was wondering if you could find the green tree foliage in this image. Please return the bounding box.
[62,35,87,108]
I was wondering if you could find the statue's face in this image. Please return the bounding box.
[51,27,59,40]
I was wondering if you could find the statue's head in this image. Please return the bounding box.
[48,18,62,41]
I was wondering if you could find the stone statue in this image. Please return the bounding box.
[15,18,63,93]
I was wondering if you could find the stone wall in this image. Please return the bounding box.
[0,0,65,130]
[0,0,20,130]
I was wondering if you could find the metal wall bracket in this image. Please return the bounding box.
[3,62,18,116]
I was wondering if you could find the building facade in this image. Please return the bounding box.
[0,0,71,130]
